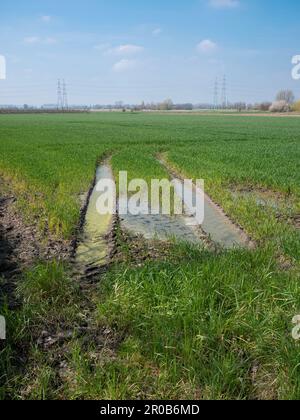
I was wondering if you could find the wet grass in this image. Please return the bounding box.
[0,112,299,399]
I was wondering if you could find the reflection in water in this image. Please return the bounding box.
[172,175,250,249]
[121,212,203,244]
[76,163,253,275]
[158,158,251,248]
[75,165,114,272]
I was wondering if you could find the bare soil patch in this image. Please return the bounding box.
[0,190,71,308]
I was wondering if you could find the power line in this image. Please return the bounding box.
[62,79,68,110]
[213,77,219,109]
[221,75,228,108]
[57,79,63,110]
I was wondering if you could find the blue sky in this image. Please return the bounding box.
[0,0,299,105]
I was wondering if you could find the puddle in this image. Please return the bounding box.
[75,164,114,273]
[173,179,250,249]
[121,212,204,244]
[119,170,205,245]
[76,162,205,276]
[121,178,249,249]
[200,196,250,248]
[75,159,256,277]
[158,158,251,249]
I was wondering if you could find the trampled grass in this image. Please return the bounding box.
[0,112,299,399]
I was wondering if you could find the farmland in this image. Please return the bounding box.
[0,112,300,400]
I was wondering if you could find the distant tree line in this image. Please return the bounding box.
[1,90,300,114]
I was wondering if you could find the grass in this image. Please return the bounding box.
[0,112,299,237]
[0,112,299,400]
[0,262,81,399]
[95,247,300,399]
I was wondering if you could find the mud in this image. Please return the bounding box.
[0,192,71,307]
[291,215,300,230]
[0,196,39,279]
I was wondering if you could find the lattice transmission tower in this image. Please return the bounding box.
[62,79,68,110]
[57,79,63,110]
[213,77,219,109]
[221,75,228,108]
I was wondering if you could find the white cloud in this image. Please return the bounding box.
[209,0,239,9]
[113,59,137,72]
[197,39,217,53]
[108,44,144,56]
[152,28,162,36]
[41,15,52,22]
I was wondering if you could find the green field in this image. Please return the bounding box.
[0,112,300,400]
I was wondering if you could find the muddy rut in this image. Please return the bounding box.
[1,157,255,286]
[74,157,255,277]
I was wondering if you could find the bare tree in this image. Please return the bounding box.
[159,99,174,111]
[276,90,295,104]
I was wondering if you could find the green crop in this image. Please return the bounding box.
[0,112,299,400]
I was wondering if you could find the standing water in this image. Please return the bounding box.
[158,158,252,249]
[75,159,252,276]
[172,176,251,248]
[75,164,114,273]
[121,211,204,244]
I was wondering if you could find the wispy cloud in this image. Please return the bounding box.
[113,59,137,72]
[197,39,217,53]
[108,44,144,56]
[209,0,240,9]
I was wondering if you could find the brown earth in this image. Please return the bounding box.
[0,191,71,308]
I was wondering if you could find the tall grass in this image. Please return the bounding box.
[93,245,300,399]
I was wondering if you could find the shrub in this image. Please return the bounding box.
[269,100,290,113]
[292,100,300,112]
